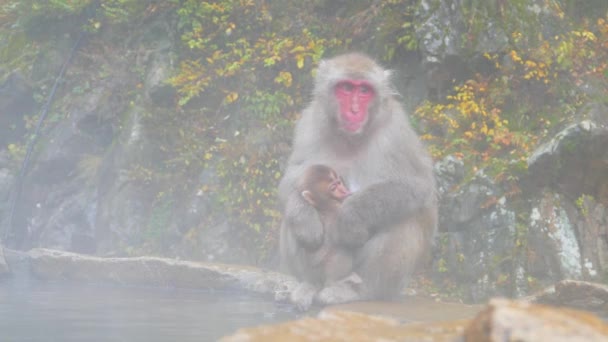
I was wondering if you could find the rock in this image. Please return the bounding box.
[527,120,608,199]
[7,75,128,250]
[526,279,608,313]
[414,0,507,99]
[323,297,481,323]
[416,0,508,62]
[435,171,517,301]
[88,105,165,255]
[223,298,608,341]
[222,310,467,342]
[0,72,35,147]
[0,157,14,231]
[528,191,582,281]
[434,155,465,197]
[139,18,177,108]
[26,248,298,299]
[464,298,608,342]
[440,171,499,230]
[573,197,608,280]
[144,45,176,108]
[194,221,259,264]
[0,245,9,276]
[525,120,608,283]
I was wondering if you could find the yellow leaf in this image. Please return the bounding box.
[296,55,304,69]
[290,46,306,53]
[274,71,293,87]
[225,91,239,103]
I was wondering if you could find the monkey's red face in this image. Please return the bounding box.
[334,80,375,133]
[328,174,351,202]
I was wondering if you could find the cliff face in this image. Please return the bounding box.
[0,0,606,302]
[0,5,290,263]
[433,120,608,301]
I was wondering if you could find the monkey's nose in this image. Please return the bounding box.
[351,99,360,113]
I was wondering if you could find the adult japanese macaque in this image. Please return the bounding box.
[297,164,356,286]
[279,52,437,309]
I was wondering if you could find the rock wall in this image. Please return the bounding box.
[433,119,608,301]
[0,1,606,302]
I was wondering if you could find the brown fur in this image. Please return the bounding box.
[297,165,355,287]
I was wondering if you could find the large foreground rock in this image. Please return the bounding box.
[465,299,608,342]
[224,299,608,341]
[222,310,467,342]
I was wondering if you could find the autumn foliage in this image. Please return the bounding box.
[415,15,608,183]
[1,0,606,258]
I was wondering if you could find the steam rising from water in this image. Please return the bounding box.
[0,273,297,341]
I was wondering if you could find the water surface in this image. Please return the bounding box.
[0,276,298,341]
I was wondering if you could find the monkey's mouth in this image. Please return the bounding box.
[341,120,365,133]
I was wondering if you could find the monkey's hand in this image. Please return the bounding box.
[285,195,325,250]
[333,180,430,246]
[290,282,318,311]
[355,180,430,230]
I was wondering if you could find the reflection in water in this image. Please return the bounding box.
[0,275,298,341]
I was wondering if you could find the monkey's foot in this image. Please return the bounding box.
[290,282,318,311]
[315,276,361,305]
[343,272,362,285]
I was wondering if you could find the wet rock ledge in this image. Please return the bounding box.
[3,247,298,300]
[0,246,8,276]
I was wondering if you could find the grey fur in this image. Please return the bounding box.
[279,53,438,306]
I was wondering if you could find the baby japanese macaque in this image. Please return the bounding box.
[297,164,357,286]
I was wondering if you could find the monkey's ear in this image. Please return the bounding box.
[301,190,315,206]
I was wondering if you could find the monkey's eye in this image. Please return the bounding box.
[336,82,354,93]
[359,84,373,94]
